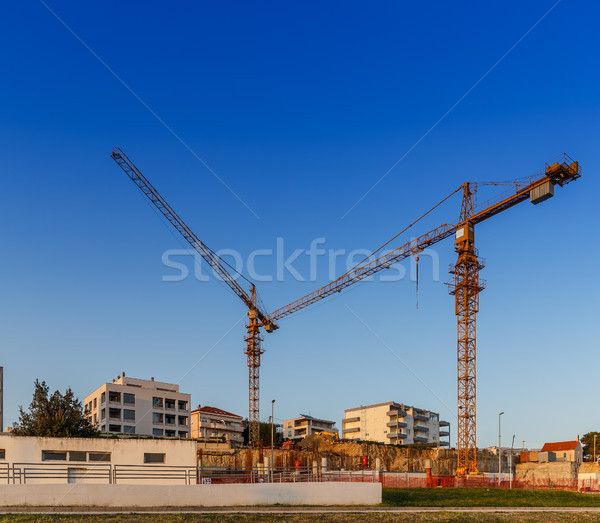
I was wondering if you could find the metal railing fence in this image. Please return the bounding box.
[113,464,198,484]
[11,462,112,484]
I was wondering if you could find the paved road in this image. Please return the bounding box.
[2,506,600,514]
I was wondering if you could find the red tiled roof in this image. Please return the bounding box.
[541,440,579,452]
[192,406,241,419]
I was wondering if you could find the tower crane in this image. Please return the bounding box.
[266,154,580,475]
[111,148,277,448]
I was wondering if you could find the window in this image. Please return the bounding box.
[165,430,176,437]
[123,409,135,421]
[42,451,67,461]
[123,393,135,405]
[88,453,111,462]
[153,397,163,408]
[123,425,135,434]
[69,452,87,462]
[165,399,176,410]
[101,408,106,420]
[144,453,166,464]
[178,416,188,426]
[152,428,164,436]
[101,392,105,404]
[100,425,106,432]
[178,431,188,438]
[108,424,121,432]
[109,391,121,403]
[165,414,176,425]
[93,398,97,409]
[178,401,188,411]
[109,408,121,420]
[0,449,5,459]
[153,413,164,424]
[93,414,97,424]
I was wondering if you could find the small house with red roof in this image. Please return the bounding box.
[190,405,244,446]
[540,439,583,463]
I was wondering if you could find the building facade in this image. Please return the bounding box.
[283,415,338,441]
[541,440,583,463]
[0,434,196,484]
[84,374,191,438]
[190,406,244,446]
[341,401,450,446]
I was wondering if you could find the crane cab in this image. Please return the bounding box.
[455,224,474,245]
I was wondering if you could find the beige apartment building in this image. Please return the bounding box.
[190,406,244,446]
[84,373,191,438]
[342,401,450,446]
[283,415,337,441]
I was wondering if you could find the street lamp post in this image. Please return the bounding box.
[594,434,597,463]
[510,434,515,489]
[271,399,275,483]
[498,411,504,484]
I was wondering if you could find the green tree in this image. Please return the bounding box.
[242,421,283,447]
[581,432,600,462]
[12,380,98,437]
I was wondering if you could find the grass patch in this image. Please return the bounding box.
[382,487,600,507]
[0,515,599,523]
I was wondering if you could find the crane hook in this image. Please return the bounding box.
[415,256,419,310]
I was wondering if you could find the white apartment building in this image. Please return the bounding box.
[84,373,191,438]
[283,415,338,441]
[342,401,450,446]
[190,406,244,446]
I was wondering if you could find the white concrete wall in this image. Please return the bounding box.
[0,482,382,507]
[0,434,197,485]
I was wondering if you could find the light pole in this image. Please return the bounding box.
[271,399,275,483]
[498,411,504,484]
[594,434,597,463]
[510,434,515,489]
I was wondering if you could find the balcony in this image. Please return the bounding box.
[414,425,429,432]
[386,421,407,428]
[343,427,360,434]
[386,433,407,440]
[440,430,450,437]
[413,414,429,422]
[414,436,428,443]
[343,417,360,423]
[386,409,406,417]
[440,420,450,427]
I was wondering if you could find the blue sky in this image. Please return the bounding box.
[0,1,598,449]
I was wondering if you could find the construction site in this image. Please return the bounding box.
[3,3,599,517]
[111,148,582,480]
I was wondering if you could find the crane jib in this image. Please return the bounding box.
[111,148,271,322]
[268,223,457,322]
